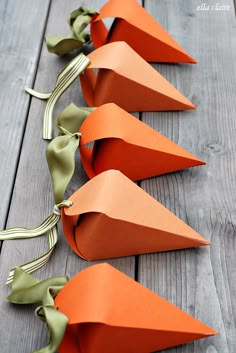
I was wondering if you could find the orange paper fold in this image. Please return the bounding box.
[55,263,217,353]
[80,41,195,111]
[79,103,205,180]
[91,0,196,63]
[61,170,209,260]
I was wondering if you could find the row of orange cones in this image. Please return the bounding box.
[46,0,197,111]
[4,0,218,352]
[51,0,217,350]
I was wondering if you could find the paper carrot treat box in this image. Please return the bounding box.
[7,264,217,353]
[80,42,195,111]
[27,43,195,140]
[61,170,210,260]
[1,170,209,283]
[46,0,196,63]
[46,102,204,202]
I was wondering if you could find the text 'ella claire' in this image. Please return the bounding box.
[197,3,231,11]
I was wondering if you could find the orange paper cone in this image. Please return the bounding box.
[91,0,196,63]
[79,103,205,180]
[61,170,209,260]
[80,41,195,111]
[55,263,217,353]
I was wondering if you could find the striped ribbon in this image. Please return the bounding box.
[26,53,90,140]
[0,200,72,284]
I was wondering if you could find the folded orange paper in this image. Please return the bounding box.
[78,103,205,180]
[80,41,195,111]
[55,263,217,353]
[61,170,209,260]
[91,0,196,63]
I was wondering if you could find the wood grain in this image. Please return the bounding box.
[139,1,236,352]
[0,0,235,352]
[0,0,50,229]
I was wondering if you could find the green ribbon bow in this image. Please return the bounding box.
[0,200,72,284]
[46,103,95,204]
[26,52,90,140]
[7,267,69,353]
[27,7,97,139]
[46,7,98,56]
[0,104,97,282]
[0,104,96,282]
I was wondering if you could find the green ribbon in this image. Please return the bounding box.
[7,267,69,353]
[26,53,90,140]
[46,7,98,56]
[57,103,94,134]
[0,200,72,284]
[0,104,95,282]
[46,104,94,204]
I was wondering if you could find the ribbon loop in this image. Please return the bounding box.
[26,53,90,140]
[46,130,82,204]
[46,105,94,204]
[0,201,72,284]
[57,103,95,134]
[45,7,98,56]
[7,267,69,353]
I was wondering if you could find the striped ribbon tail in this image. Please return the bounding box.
[5,226,58,285]
[25,53,90,140]
[0,200,72,284]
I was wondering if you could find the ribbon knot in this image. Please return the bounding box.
[45,6,98,56]
[53,200,73,216]
[0,105,94,282]
[0,104,95,282]
[7,267,69,353]
[58,124,83,139]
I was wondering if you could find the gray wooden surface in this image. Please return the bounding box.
[0,0,235,352]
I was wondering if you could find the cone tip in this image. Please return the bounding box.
[191,235,210,247]
[204,328,218,337]
[201,239,211,246]
[189,102,196,110]
[194,233,210,246]
[195,159,206,166]
[189,57,197,64]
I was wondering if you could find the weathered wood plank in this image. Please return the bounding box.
[0,1,135,352]
[139,1,236,353]
[1,1,235,353]
[0,0,50,229]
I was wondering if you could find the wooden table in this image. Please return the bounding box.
[0,0,235,352]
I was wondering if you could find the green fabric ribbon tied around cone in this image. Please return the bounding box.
[0,105,94,282]
[7,267,69,353]
[46,129,82,204]
[26,7,97,139]
[46,104,95,204]
[46,7,98,56]
[57,103,94,134]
